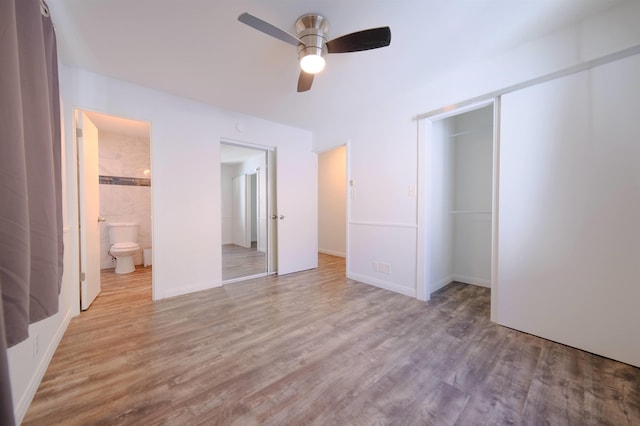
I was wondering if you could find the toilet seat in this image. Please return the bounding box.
[111,242,140,251]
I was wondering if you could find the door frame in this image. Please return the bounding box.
[76,111,101,310]
[315,142,349,263]
[74,108,155,305]
[220,139,275,283]
[416,98,500,321]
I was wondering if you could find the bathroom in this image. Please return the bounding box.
[89,111,152,274]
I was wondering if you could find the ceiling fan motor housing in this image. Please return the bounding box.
[295,14,329,61]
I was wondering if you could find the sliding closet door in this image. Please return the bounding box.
[498,54,640,367]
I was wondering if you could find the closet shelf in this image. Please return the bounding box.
[448,210,492,215]
[448,125,493,138]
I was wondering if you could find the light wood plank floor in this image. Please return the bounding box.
[24,255,640,425]
[222,243,266,281]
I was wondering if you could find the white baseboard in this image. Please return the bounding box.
[430,275,454,293]
[14,309,73,424]
[318,248,346,258]
[223,273,268,285]
[452,274,491,288]
[162,280,221,299]
[347,272,416,298]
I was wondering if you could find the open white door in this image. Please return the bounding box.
[232,175,250,248]
[77,111,101,310]
[275,145,318,275]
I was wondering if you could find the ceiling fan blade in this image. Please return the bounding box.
[238,12,302,47]
[297,71,314,92]
[326,27,391,53]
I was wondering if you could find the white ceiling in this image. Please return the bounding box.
[48,0,623,134]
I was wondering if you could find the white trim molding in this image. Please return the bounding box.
[347,272,416,298]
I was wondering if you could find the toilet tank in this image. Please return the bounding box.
[107,222,139,244]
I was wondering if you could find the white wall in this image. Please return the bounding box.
[318,146,346,257]
[313,0,640,301]
[59,66,313,300]
[498,53,640,368]
[426,119,454,292]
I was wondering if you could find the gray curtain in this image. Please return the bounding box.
[0,0,63,423]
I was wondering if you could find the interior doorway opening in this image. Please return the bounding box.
[417,100,498,318]
[317,145,347,269]
[220,142,273,283]
[76,109,153,310]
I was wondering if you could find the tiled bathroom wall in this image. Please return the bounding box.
[98,130,151,269]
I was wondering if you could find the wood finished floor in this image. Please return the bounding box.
[24,255,640,425]
[222,243,266,281]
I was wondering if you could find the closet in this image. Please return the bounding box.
[427,104,494,293]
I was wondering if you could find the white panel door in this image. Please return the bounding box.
[232,175,250,248]
[498,54,640,367]
[78,111,101,310]
[275,144,318,275]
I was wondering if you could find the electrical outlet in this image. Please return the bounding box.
[379,263,390,274]
[372,262,379,272]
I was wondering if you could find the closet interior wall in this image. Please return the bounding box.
[428,105,493,293]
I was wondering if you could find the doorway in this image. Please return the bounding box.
[220,142,271,282]
[76,109,153,310]
[417,101,497,309]
[317,145,347,270]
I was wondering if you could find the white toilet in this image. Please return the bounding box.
[107,222,140,274]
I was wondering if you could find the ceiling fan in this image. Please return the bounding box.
[238,12,391,92]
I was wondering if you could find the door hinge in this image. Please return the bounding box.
[76,128,83,138]
[80,272,86,281]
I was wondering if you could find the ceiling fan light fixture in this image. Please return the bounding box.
[300,53,325,74]
[238,12,391,92]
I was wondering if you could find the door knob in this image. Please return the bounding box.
[97,216,106,222]
[279,215,285,220]
[271,214,277,219]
